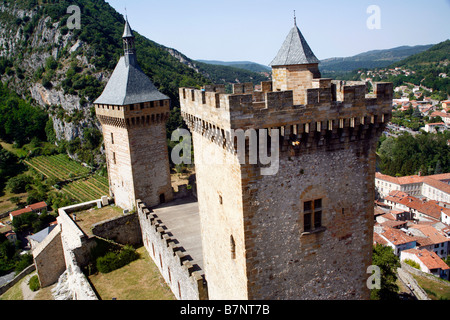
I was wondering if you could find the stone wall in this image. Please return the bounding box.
[272,64,321,105]
[137,200,208,300]
[0,264,36,296]
[91,212,142,245]
[96,100,173,211]
[242,143,377,299]
[55,201,100,300]
[100,124,135,210]
[191,131,249,300]
[32,224,66,288]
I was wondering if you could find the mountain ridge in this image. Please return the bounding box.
[319,44,435,75]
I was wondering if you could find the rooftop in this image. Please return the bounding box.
[402,249,450,271]
[94,20,168,106]
[379,226,417,246]
[270,20,319,66]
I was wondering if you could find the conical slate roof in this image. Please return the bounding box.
[94,20,169,105]
[270,23,319,66]
[123,18,133,38]
[94,57,169,105]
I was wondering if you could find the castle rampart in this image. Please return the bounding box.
[137,199,208,300]
[180,80,392,158]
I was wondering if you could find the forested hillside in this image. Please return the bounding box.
[332,40,450,98]
[319,44,433,77]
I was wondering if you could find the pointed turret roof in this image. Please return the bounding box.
[94,20,169,106]
[123,18,133,38]
[270,20,320,67]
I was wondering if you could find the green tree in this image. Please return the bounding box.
[6,174,33,194]
[371,245,400,300]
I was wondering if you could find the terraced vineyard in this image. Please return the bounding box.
[61,175,110,203]
[25,154,90,180]
[25,154,109,204]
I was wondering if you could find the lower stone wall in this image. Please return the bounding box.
[91,212,142,245]
[137,200,208,300]
[33,224,66,287]
[0,264,36,296]
[56,201,101,300]
[401,261,450,287]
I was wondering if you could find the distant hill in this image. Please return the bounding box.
[194,61,270,86]
[391,40,450,69]
[197,60,271,74]
[320,44,434,76]
[337,40,450,99]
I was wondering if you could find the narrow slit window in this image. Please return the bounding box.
[230,235,236,260]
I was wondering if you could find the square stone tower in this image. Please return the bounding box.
[94,19,173,211]
[180,21,392,299]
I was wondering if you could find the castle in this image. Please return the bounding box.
[31,18,392,300]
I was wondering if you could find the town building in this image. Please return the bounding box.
[376,172,450,203]
[9,201,47,221]
[400,249,449,280]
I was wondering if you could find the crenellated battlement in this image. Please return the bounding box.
[136,200,208,300]
[95,100,170,128]
[180,80,392,131]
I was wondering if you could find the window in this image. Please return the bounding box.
[112,152,116,164]
[303,199,323,233]
[219,195,223,205]
[230,235,236,260]
[111,132,114,144]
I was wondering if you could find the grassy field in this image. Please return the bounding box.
[412,274,450,300]
[89,246,175,300]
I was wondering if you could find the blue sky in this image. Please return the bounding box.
[106,0,450,65]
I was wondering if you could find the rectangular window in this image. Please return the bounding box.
[314,211,322,229]
[304,213,312,232]
[111,132,114,144]
[112,152,116,164]
[303,198,323,233]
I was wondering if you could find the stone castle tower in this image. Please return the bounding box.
[94,19,173,211]
[179,20,392,299]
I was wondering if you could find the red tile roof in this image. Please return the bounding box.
[10,207,32,217]
[409,224,449,245]
[27,201,47,211]
[402,249,450,271]
[423,177,450,195]
[10,202,48,217]
[380,226,417,246]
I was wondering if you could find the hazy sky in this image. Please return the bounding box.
[106,0,450,65]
